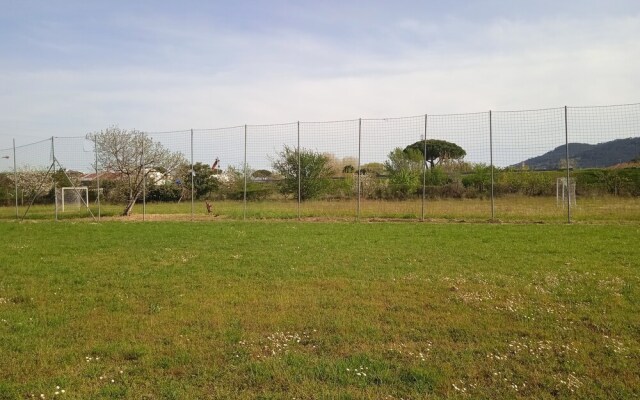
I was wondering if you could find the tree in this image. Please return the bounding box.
[16,166,53,204]
[272,146,334,200]
[88,127,187,216]
[384,148,423,199]
[0,173,14,206]
[461,164,491,192]
[176,161,220,200]
[405,139,466,169]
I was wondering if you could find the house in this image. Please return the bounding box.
[80,171,122,186]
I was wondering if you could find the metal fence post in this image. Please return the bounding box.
[52,136,58,222]
[297,121,301,220]
[95,138,101,220]
[190,129,194,221]
[13,139,18,219]
[141,133,146,222]
[421,114,427,221]
[490,110,495,220]
[243,124,248,221]
[357,118,362,221]
[564,106,571,223]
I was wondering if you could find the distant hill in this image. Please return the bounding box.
[514,137,640,170]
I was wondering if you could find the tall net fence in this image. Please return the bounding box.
[493,108,567,222]
[11,139,56,220]
[0,145,16,218]
[194,126,246,219]
[1,103,639,223]
[361,116,423,219]
[52,136,97,219]
[567,104,640,221]
[144,130,192,218]
[428,112,491,220]
[247,123,298,219]
[301,119,359,219]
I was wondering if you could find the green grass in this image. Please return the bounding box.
[0,222,639,399]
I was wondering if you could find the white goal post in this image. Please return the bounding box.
[556,178,576,207]
[57,187,89,212]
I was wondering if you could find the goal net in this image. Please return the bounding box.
[56,187,89,212]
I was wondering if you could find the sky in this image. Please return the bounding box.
[1,0,639,167]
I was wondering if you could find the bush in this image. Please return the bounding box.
[223,182,276,201]
[495,170,555,196]
[326,176,354,199]
[461,164,491,192]
[385,148,422,199]
[387,168,421,199]
[357,174,387,199]
[425,167,449,186]
[0,173,14,206]
[424,182,466,199]
[272,146,334,200]
[146,184,182,202]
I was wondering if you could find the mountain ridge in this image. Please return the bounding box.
[514,137,640,169]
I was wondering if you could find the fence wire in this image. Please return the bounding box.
[429,112,491,220]
[493,108,567,222]
[246,123,298,219]
[567,104,640,221]
[361,116,423,219]
[13,139,55,219]
[1,103,639,223]
[145,130,192,219]
[194,126,245,218]
[300,119,359,219]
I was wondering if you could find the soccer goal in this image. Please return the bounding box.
[56,187,89,212]
[556,178,576,207]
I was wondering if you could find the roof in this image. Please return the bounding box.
[80,171,122,181]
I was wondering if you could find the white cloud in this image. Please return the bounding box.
[1,10,639,160]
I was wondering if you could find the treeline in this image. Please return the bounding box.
[123,165,640,202]
[1,163,639,207]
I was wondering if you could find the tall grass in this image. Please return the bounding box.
[2,195,640,222]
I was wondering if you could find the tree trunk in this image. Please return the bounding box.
[122,200,134,216]
[122,192,140,216]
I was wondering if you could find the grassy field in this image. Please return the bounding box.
[0,221,638,399]
[2,195,640,223]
